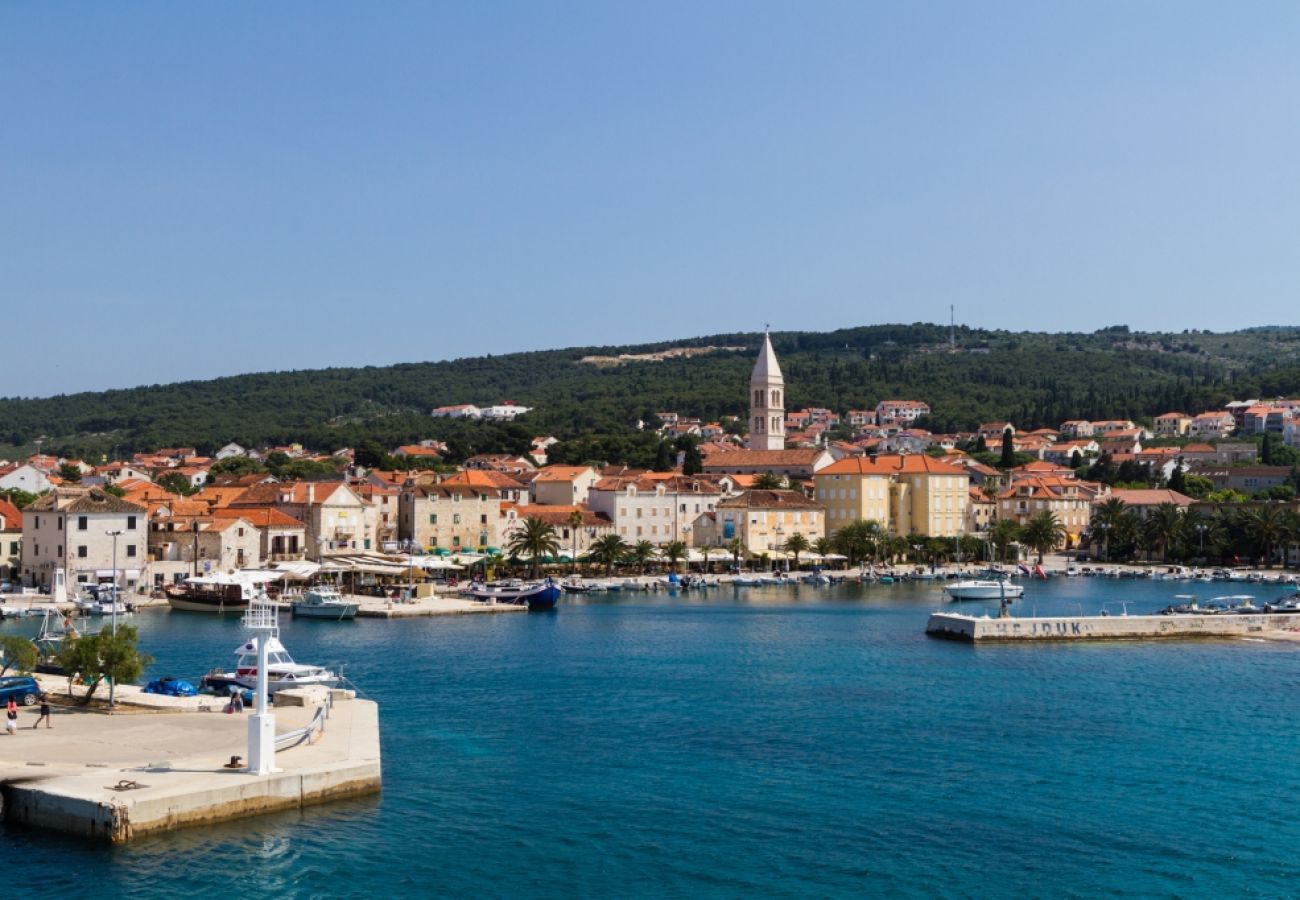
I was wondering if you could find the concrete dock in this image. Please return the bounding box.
[926,611,1300,643]
[0,686,380,843]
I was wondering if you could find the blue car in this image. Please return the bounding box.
[0,675,40,706]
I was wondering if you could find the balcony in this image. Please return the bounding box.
[270,552,305,562]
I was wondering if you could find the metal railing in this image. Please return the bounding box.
[275,691,332,751]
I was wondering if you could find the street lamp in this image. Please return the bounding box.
[105,529,123,708]
[1196,523,1208,559]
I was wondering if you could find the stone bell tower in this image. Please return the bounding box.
[747,330,785,451]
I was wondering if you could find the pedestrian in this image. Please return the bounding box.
[5,698,18,735]
[233,690,244,713]
[33,693,52,729]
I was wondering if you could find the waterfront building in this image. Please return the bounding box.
[146,514,263,585]
[230,482,376,558]
[691,489,825,556]
[748,331,785,451]
[21,487,148,591]
[814,454,970,537]
[399,483,507,553]
[587,474,723,545]
[997,477,1093,545]
[1102,489,1195,520]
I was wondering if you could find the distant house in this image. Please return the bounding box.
[1200,466,1293,494]
[875,400,930,426]
[1190,412,1235,438]
[1059,420,1095,439]
[0,463,54,494]
[1103,489,1195,520]
[430,404,483,419]
[215,442,247,460]
[1153,413,1192,437]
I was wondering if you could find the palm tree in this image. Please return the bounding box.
[812,537,833,558]
[989,518,1021,563]
[506,516,560,579]
[726,537,747,572]
[1144,503,1185,563]
[589,534,628,577]
[662,540,688,573]
[1246,504,1289,567]
[753,472,787,490]
[1020,511,1065,564]
[784,532,809,571]
[1090,497,1130,561]
[629,540,656,575]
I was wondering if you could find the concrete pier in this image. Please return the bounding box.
[0,687,380,843]
[926,611,1300,642]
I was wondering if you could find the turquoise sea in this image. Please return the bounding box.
[4,576,1300,898]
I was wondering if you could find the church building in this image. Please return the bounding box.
[748,331,785,451]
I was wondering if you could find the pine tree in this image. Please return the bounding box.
[1167,459,1187,494]
[1262,432,1274,465]
[999,427,1015,469]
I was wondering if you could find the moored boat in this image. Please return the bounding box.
[944,580,1026,602]
[200,634,341,695]
[165,575,263,613]
[467,578,561,610]
[290,584,359,620]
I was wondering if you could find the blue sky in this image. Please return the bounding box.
[3,2,1298,397]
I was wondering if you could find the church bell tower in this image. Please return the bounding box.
[748,330,785,451]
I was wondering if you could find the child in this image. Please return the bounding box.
[5,698,18,735]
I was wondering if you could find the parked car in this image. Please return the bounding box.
[0,675,40,706]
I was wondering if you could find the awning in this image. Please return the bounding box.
[93,569,141,579]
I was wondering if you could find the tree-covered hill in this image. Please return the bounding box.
[3,323,1300,464]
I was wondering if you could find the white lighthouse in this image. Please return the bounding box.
[748,330,785,451]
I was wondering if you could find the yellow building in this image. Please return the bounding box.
[814,454,970,537]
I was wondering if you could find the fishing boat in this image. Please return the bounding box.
[200,634,341,695]
[944,580,1026,601]
[466,578,561,611]
[290,584,359,620]
[560,576,596,594]
[165,575,263,613]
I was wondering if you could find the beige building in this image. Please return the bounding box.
[530,466,600,506]
[230,482,376,558]
[146,515,264,587]
[814,454,970,537]
[1153,412,1192,437]
[587,474,725,546]
[399,483,505,553]
[0,498,22,581]
[997,477,1093,544]
[22,488,148,591]
[692,490,824,556]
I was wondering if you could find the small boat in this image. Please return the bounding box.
[466,578,561,611]
[731,576,763,586]
[944,580,1026,601]
[560,577,596,594]
[165,575,263,613]
[201,634,341,695]
[291,584,359,620]
[620,580,646,591]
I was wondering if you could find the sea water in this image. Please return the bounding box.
[4,577,1300,898]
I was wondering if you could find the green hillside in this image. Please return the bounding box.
[3,323,1300,465]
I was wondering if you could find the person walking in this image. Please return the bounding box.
[5,698,18,735]
[33,693,52,729]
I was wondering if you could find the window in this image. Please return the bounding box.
[452,535,461,546]
[480,514,488,525]
[78,516,88,531]
[126,544,137,558]
[453,514,461,525]
[57,545,63,557]
[430,514,438,525]
[77,546,88,558]
[127,516,137,530]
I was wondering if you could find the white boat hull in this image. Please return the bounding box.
[291,602,360,619]
[944,582,1026,601]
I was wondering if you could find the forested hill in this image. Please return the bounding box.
[4,323,1300,463]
